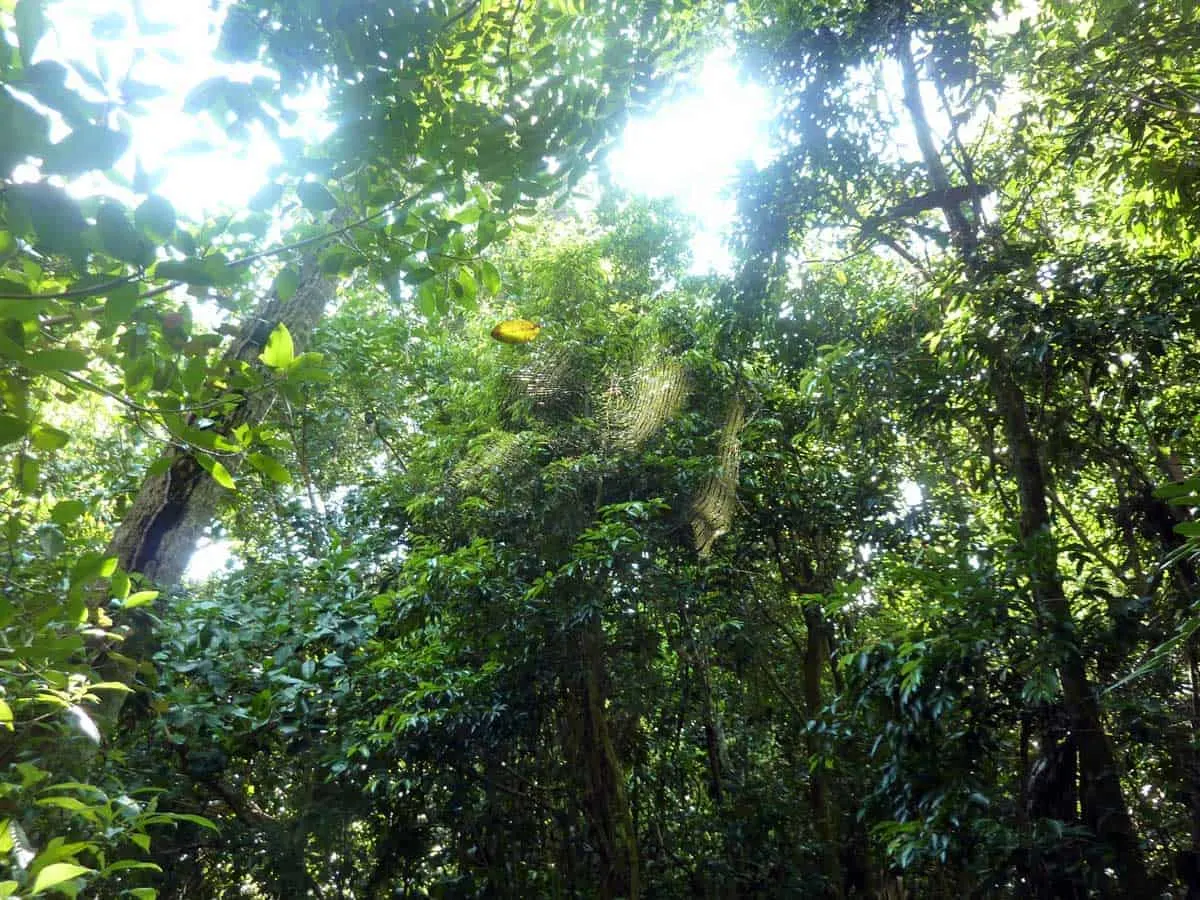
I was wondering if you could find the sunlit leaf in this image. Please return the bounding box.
[123,590,159,610]
[246,452,292,484]
[30,862,91,895]
[259,323,295,369]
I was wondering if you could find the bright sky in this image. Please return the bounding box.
[36,5,772,580]
[43,3,773,272]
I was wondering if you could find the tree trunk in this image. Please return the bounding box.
[990,367,1150,893]
[566,617,640,900]
[94,257,334,727]
[895,31,1151,891]
[108,257,333,584]
[802,599,843,899]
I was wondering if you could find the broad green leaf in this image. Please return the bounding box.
[0,879,17,898]
[209,459,236,491]
[0,415,28,446]
[30,425,69,451]
[36,796,90,812]
[162,813,219,832]
[134,195,176,238]
[246,452,292,484]
[480,260,501,294]
[30,862,91,895]
[455,267,478,309]
[297,182,337,211]
[0,699,11,731]
[24,349,89,372]
[249,182,285,211]
[8,182,86,256]
[259,323,295,369]
[70,553,118,586]
[102,860,162,875]
[96,201,151,265]
[50,499,84,526]
[451,204,482,224]
[14,453,38,494]
[123,590,159,610]
[109,569,129,599]
[273,267,300,302]
[87,682,133,693]
[43,125,130,177]
[104,284,141,324]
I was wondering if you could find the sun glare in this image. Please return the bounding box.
[608,51,774,272]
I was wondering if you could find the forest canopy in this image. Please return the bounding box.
[3,0,1200,897]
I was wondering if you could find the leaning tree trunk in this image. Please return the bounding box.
[94,256,334,728]
[893,32,1152,893]
[108,257,333,584]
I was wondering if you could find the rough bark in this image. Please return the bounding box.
[566,617,640,900]
[94,258,334,728]
[107,258,333,585]
[771,537,844,898]
[990,366,1149,893]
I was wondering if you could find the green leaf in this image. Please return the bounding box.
[0,415,29,446]
[50,499,86,526]
[24,349,89,372]
[70,553,117,587]
[0,880,17,899]
[9,182,86,256]
[123,590,159,610]
[273,267,300,302]
[154,255,236,287]
[0,699,11,731]
[297,182,337,212]
[96,201,151,265]
[481,260,502,294]
[162,813,219,832]
[209,459,236,491]
[246,452,292,484]
[1175,521,1200,537]
[110,569,129,599]
[15,453,39,494]
[451,204,482,224]
[43,125,130,177]
[15,0,48,68]
[455,267,478,309]
[259,323,295,369]
[104,284,141,324]
[31,862,91,895]
[135,195,176,238]
[30,424,69,451]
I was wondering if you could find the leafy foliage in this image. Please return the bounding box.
[6,0,1200,896]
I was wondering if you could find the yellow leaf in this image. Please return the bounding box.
[490,318,541,344]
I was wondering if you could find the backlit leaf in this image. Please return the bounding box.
[259,323,295,369]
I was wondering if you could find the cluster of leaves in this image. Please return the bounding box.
[10,0,1200,896]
